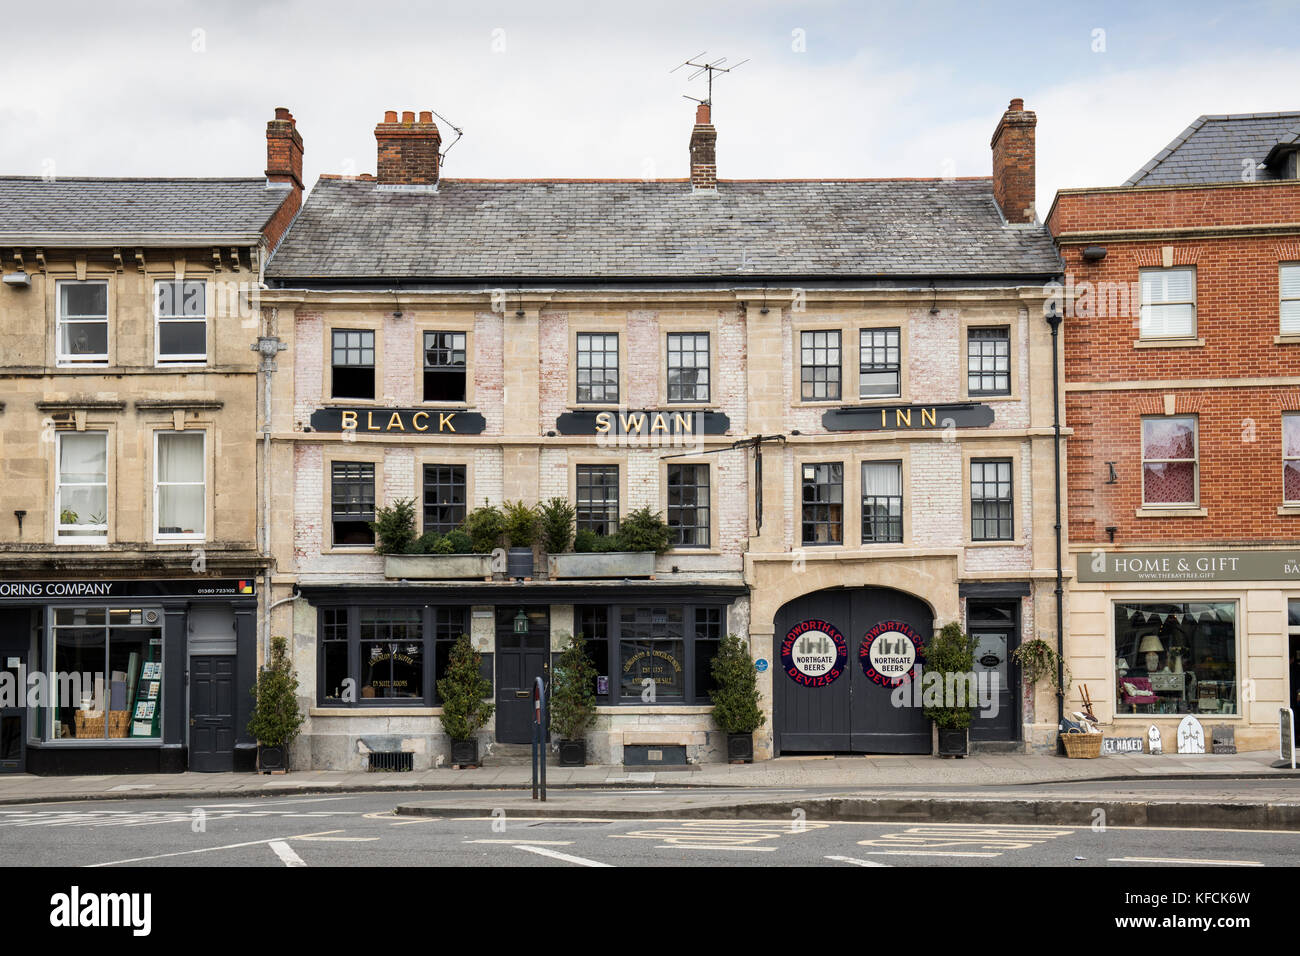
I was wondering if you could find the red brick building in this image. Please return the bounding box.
[1048,112,1300,751]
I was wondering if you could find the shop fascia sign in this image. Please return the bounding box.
[309,407,487,435]
[555,409,730,436]
[0,579,256,598]
[821,402,994,432]
[1078,549,1300,583]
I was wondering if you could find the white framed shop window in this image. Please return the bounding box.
[1112,599,1239,718]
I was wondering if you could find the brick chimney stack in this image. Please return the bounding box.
[265,106,304,191]
[689,103,717,192]
[375,109,442,186]
[991,97,1037,223]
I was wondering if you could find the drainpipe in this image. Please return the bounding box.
[1044,301,1065,741]
[252,301,288,665]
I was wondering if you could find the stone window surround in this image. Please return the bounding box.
[961,440,1026,548]
[789,313,912,408]
[322,451,385,553]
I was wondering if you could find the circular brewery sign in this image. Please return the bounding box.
[781,619,848,687]
[859,620,924,687]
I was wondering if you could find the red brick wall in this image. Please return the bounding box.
[1049,180,1300,234]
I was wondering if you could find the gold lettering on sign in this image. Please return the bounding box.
[438,413,456,432]
[621,412,646,433]
[595,412,612,434]
[341,411,358,431]
[387,412,405,431]
[895,408,912,427]
[674,413,693,433]
[881,408,888,427]
[412,412,429,431]
[921,407,936,427]
[650,413,668,432]
[366,412,380,431]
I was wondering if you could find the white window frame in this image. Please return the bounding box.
[154,279,208,366]
[154,431,206,543]
[55,279,109,367]
[1284,414,1300,505]
[1139,267,1197,340]
[1141,415,1199,507]
[55,431,108,544]
[1281,263,1300,334]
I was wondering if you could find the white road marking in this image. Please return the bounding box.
[865,850,1001,858]
[269,840,307,866]
[1108,856,1263,867]
[466,839,575,845]
[655,844,776,851]
[826,855,892,867]
[86,830,344,867]
[294,836,378,842]
[514,845,613,867]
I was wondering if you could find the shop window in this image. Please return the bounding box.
[576,332,619,404]
[431,608,468,704]
[49,607,162,740]
[321,608,350,702]
[1139,267,1196,339]
[667,463,710,547]
[801,462,843,545]
[155,432,205,541]
[154,280,207,364]
[579,606,611,701]
[56,280,109,366]
[859,328,900,398]
[619,606,685,701]
[693,607,723,701]
[667,332,710,403]
[360,608,424,700]
[861,460,903,544]
[800,330,841,401]
[1142,416,1197,506]
[1284,414,1300,503]
[967,327,1010,396]
[1281,263,1300,334]
[331,329,375,399]
[319,606,465,707]
[424,331,466,402]
[970,458,1013,541]
[423,464,467,535]
[578,603,725,706]
[331,462,376,546]
[576,465,619,535]
[56,432,108,543]
[1114,602,1237,716]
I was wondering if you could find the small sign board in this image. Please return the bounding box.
[1210,725,1236,755]
[1176,714,1205,754]
[754,659,769,673]
[596,676,609,696]
[1102,736,1144,754]
[1148,725,1163,755]
[1279,708,1297,770]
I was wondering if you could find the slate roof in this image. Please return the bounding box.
[0,177,293,245]
[1124,112,1300,187]
[266,176,1060,282]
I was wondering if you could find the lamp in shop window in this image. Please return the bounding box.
[1138,634,1164,673]
[513,610,529,634]
[1116,657,1129,676]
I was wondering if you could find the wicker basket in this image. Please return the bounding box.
[74,712,105,739]
[107,711,131,739]
[1061,731,1103,759]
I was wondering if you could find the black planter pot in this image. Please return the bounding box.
[726,733,754,763]
[450,738,480,767]
[257,744,286,773]
[558,739,586,767]
[936,727,969,758]
[507,547,534,579]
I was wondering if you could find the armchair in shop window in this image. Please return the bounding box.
[1120,676,1157,712]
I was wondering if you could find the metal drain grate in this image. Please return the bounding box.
[367,751,413,772]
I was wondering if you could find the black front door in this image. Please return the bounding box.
[190,655,236,772]
[495,607,549,745]
[773,587,933,754]
[0,652,25,773]
[967,600,1020,742]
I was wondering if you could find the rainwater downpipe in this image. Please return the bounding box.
[1045,300,1065,741]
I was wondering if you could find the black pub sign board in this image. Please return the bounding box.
[310,407,487,435]
[822,402,994,432]
[555,410,730,436]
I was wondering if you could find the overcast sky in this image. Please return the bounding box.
[3,0,1299,214]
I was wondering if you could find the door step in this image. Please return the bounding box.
[481,742,555,767]
[969,740,1025,754]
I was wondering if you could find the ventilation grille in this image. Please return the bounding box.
[367,751,413,772]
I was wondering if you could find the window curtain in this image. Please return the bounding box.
[862,462,901,497]
[157,433,204,534]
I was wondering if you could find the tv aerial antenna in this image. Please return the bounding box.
[670,52,749,106]
[428,108,464,164]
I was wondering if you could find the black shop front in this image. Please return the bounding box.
[0,577,258,775]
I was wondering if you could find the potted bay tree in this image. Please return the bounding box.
[248,635,306,773]
[549,631,598,766]
[710,633,765,763]
[437,634,495,768]
[923,621,978,757]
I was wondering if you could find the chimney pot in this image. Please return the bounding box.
[274,106,292,121]
[689,104,718,192]
[401,110,415,124]
[419,110,433,123]
[695,103,711,125]
[384,110,398,123]
[990,97,1036,223]
[375,109,442,185]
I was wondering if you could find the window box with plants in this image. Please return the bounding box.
[436,634,495,768]
[248,635,306,773]
[710,633,765,763]
[923,622,978,757]
[549,631,598,766]
[502,499,539,579]
[547,507,670,579]
[377,500,501,580]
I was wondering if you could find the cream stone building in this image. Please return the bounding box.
[262,101,1065,770]
[0,109,304,774]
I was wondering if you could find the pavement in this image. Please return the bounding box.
[0,749,1294,807]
